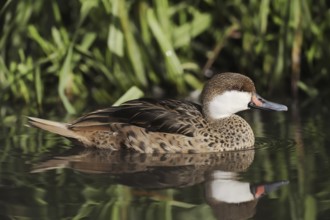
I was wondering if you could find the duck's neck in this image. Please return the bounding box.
[203,91,251,120]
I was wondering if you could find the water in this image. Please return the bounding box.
[0,106,330,220]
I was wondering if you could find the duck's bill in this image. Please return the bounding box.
[248,93,288,111]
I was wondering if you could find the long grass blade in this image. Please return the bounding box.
[147,9,183,83]
[58,45,75,114]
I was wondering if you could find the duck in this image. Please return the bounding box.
[28,72,287,153]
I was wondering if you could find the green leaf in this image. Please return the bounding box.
[118,0,147,86]
[80,0,99,22]
[35,66,43,107]
[108,0,124,57]
[28,25,53,54]
[173,12,211,48]
[297,81,318,98]
[259,0,270,34]
[147,9,183,82]
[51,27,65,50]
[108,25,124,57]
[183,73,203,89]
[58,45,76,114]
[153,0,171,40]
[80,32,97,51]
[0,0,12,16]
[51,1,62,23]
[113,86,144,106]
[304,195,317,220]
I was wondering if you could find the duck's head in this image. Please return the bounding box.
[201,72,288,120]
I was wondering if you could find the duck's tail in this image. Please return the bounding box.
[27,117,78,139]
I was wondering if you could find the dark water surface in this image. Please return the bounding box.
[0,107,330,220]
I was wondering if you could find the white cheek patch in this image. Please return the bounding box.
[208,91,251,119]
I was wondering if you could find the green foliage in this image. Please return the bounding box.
[1,0,330,113]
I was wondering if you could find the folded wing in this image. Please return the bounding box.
[69,98,204,137]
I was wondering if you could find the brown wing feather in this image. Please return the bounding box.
[68,98,204,137]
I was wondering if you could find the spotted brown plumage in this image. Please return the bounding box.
[27,72,288,153]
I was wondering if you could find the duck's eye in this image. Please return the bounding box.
[232,85,243,91]
[238,87,245,92]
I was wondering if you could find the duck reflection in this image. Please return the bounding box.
[205,170,288,220]
[32,148,288,220]
[32,148,255,188]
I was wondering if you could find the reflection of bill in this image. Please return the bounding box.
[205,171,289,220]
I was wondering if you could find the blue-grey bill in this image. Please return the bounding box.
[249,94,288,111]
